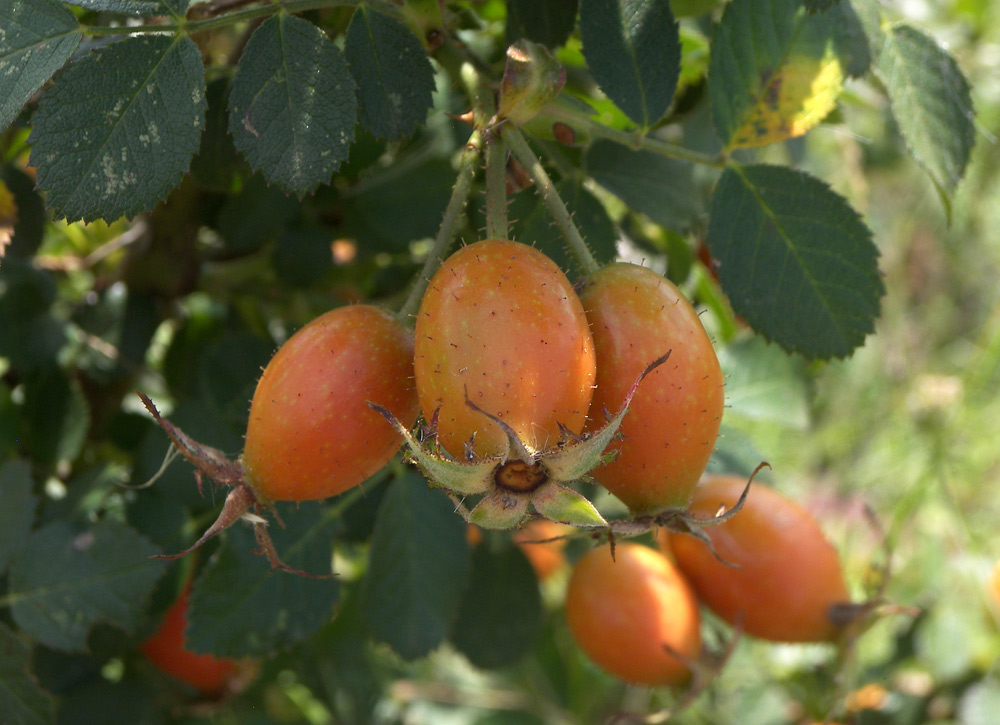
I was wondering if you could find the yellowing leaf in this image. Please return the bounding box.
[709,0,870,151]
[728,48,843,149]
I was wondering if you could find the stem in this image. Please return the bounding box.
[484,129,508,240]
[501,125,600,276]
[547,97,727,169]
[397,132,482,323]
[83,0,381,37]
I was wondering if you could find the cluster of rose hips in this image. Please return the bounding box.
[142,238,853,692]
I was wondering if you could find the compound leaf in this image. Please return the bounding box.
[0,623,56,725]
[873,23,975,207]
[0,0,80,132]
[345,4,434,140]
[706,164,883,359]
[186,502,340,657]
[709,0,868,150]
[8,521,165,652]
[361,473,470,659]
[0,461,36,575]
[228,14,357,196]
[580,0,680,128]
[29,35,206,222]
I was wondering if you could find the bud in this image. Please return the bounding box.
[495,40,566,126]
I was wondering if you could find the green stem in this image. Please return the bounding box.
[397,132,482,323]
[83,0,383,37]
[484,129,508,240]
[501,125,600,276]
[547,97,727,169]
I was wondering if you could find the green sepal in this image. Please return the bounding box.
[468,489,530,530]
[368,403,499,495]
[531,481,607,528]
[539,352,668,481]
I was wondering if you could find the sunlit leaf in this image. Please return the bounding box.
[580,0,680,127]
[873,23,975,206]
[706,164,883,359]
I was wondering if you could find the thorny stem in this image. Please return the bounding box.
[546,98,727,169]
[484,129,509,240]
[397,132,482,322]
[501,125,600,276]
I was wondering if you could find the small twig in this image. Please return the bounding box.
[397,132,482,322]
[501,125,599,275]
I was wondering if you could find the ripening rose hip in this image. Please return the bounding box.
[579,263,724,513]
[414,239,596,459]
[242,305,419,502]
[565,542,701,686]
[670,475,851,643]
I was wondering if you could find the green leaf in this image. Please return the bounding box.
[803,0,837,12]
[228,14,357,196]
[346,157,456,252]
[511,180,617,276]
[22,369,89,465]
[28,35,206,222]
[706,164,883,359]
[345,4,435,140]
[873,24,975,205]
[186,502,340,657]
[361,473,470,659]
[189,78,245,192]
[0,460,36,574]
[216,173,300,254]
[8,521,165,652]
[61,0,183,14]
[0,0,80,133]
[580,0,680,128]
[450,545,543,669]
[719,336,809,428]
[0,260,66,371]
[298,585,381,723]
[273,222,336,286]
[708,0,868,150]
[585,139,700,230]
[506,0,579,48]
[0,623,56,725]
